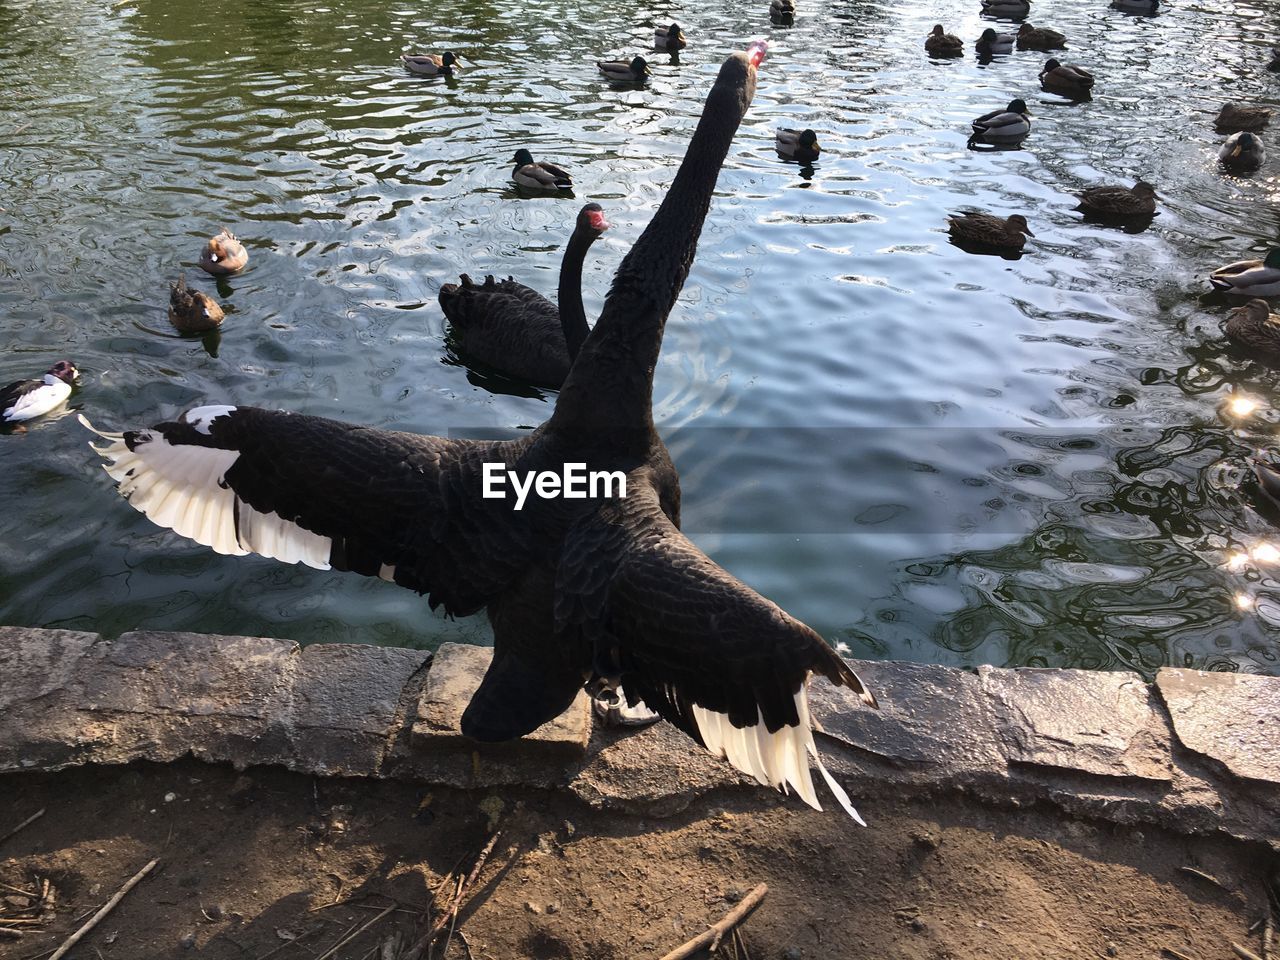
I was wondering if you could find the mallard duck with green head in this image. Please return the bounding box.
[1040,58,1094,97]
[980,0,1030,19]
[169,276,225,334]
[1076,181,1157,218]
[1017,22,1066,49]
[1210,249,1280,296]
[511,149,573,190]
[775,128,821,163]
[401,52,458,76]
[597,56,650,83]
[976,28,1014,55]
[947,211,1034,250]
[654,23,686,51]
[925,25,964,56]
[971,99,1031,142]
[1220,132,1266,171]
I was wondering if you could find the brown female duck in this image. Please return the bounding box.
[198,228,248,275]
[168,276,225,334]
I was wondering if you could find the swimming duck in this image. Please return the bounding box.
[1217,102,1272,132]
[82,47,878,824]
[775,128,821,163]
[947,211,1034,251]
[401,52,458,77]
[925,25,964,56]
[1016,22,1066,49]
[168,276,225,334]
[2,360,79,427]
[1220,131,1267,171]
[1040,58,1094,97]
[1110,0,1159,12]
[654,23,686,51]
[976,28,1015,55]
[1226,300,1280,365]
[980,0,1030,19]
[199,228,248,276]
[511,149,573,190]
[1210,249,1280,297]
[1076,181,1158,218]
[971,99,1031,142]
[770,0,796,19]
[597,56,650,83]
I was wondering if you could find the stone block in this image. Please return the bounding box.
[980,666,1171,782]
[411,642,591,757]
[810,660,1004,770]
[1156,669,1280,785]
[283,643,428,777]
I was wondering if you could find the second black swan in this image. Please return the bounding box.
[82,44,877,821]
[438,203,609,387]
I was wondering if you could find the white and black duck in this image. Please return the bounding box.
[438,203,610,387]
[2,360,79,428]
[971,98,1031,143]
[511,149,573,190]
[83,44,876,821]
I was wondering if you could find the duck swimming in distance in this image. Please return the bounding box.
[775,128,821,163]
[511,149,573,190]
[971,98,1031,142]
[199,228,248,276]
[654,23,686,51]
[168,276,225,334]
[597,56,650,83]
[947,211,1034,251]
[401,51,458,76]
[1076,181,1158,218]
[925,24,964,56]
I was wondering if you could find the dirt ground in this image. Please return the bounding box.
[0,759,1272,960]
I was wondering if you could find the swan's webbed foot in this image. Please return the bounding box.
[588,681,661,728]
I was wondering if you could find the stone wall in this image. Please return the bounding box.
[1,626,1276,847]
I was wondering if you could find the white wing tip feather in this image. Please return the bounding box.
[691,683,867,825]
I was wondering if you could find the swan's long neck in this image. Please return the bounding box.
[558,225,597,361]
[550,54,756,445]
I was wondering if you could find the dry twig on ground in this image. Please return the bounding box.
[657,883,769,960]
[48,858,158,960]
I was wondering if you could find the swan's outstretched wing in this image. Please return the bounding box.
[82,406,531,616]
[554,479,877,821]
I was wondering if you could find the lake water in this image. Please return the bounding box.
[2,0,1278,678]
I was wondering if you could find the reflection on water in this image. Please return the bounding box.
[1,0,1279,677]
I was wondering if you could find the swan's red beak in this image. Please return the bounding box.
[587,209,610,232]
[747,41,767,67]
